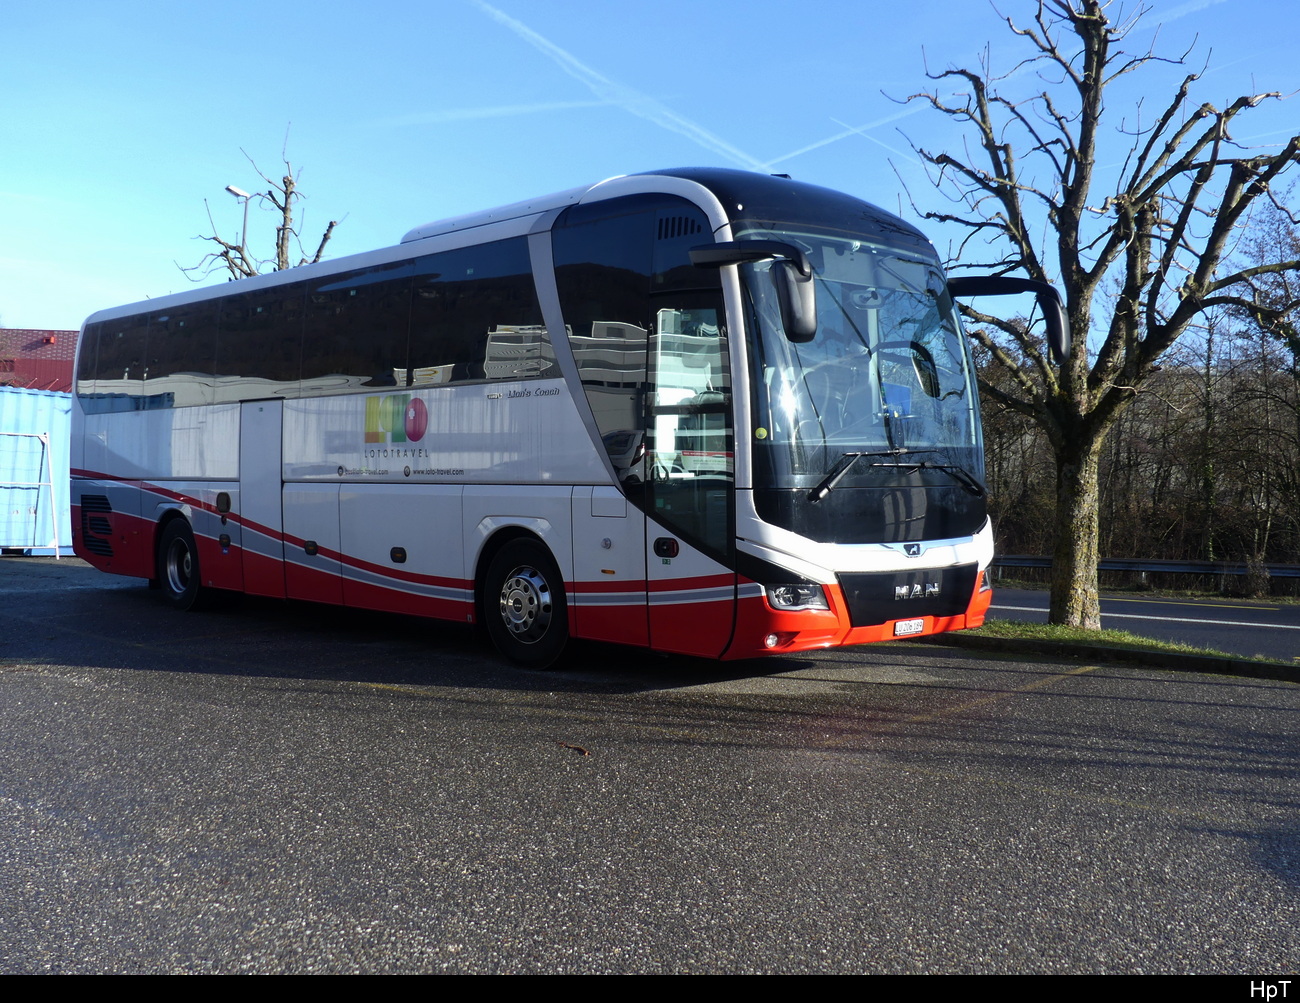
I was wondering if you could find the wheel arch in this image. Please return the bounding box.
[151,505,193,578]
[475,528,571,667]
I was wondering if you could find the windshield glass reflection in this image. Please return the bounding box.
[744,233,982,490]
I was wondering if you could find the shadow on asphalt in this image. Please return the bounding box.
[4,556,1298,704]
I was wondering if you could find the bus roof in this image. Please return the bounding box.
[401,168,932,253]
[85,169,932,326]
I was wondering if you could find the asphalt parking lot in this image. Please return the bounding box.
[2,557,1297,973]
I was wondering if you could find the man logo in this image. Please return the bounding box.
[895,582,941,600]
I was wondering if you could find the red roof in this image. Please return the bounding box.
[0,328,78,393]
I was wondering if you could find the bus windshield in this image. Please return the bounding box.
[742,233,982,494]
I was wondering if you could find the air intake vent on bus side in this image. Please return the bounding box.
[657,216,703,241]
[80,494,114,557]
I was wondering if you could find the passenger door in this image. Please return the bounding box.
[552,196,735,656]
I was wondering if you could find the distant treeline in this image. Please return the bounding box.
[981,323,1300,596]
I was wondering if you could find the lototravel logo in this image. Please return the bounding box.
[365,394,428,444]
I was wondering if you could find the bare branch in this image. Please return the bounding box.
[179,142,342,281]
[303,220,338,266]
[897,0,1300,627]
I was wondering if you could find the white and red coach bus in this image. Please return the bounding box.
[70,168,1066,666]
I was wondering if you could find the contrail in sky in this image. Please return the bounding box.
[767,105,927,167]
[381,100,611,127]
[1149,0,1227,25]
[470,0,769,171]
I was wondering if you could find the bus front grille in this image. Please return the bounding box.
[836,564,978,627]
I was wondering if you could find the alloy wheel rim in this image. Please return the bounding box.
[499,566,552,642]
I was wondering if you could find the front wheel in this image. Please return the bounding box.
[483,539,569,668]
[157,519,209,611]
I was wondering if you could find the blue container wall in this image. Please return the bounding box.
[0,388,73,555]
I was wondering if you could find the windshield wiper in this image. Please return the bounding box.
[808,449,934,502]
[807,450,985,502]
[910,461,986,497]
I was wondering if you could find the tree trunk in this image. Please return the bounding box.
[1049,435,1103,628]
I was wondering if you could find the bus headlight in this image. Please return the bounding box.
[765,584,829,611]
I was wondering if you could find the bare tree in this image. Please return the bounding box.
[180,149,340,282]
[902,0,1300,626]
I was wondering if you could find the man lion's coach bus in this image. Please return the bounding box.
[71,168,1067,666]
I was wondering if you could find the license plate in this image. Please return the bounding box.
[893,618,925,636]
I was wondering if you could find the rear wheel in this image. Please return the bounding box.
[483,539,569,668]
[157,520,208,611]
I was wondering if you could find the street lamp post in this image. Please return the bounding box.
[225,185,252,270]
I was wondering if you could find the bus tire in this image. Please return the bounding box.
[484,539,568,668]
[157,519,208,611]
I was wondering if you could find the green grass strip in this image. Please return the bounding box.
[971,618,1291,665]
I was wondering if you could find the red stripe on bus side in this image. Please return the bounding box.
[646,573,735,593]
[342,577,474,621]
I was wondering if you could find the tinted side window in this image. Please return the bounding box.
[75,322,101,404]
[408,237,549,385]
[83,315,150,412]
[77,236,547,408]
[214,282,307,401]
[144,300,219,407]
[302,261,413,394]
[552,196,657,478]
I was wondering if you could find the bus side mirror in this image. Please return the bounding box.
[691,239,818,343]
[771,259,816,343]
[947,275,1071,364]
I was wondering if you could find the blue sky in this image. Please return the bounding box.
[3,0,1297,330]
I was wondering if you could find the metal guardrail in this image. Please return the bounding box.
[993,555,1300,579]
